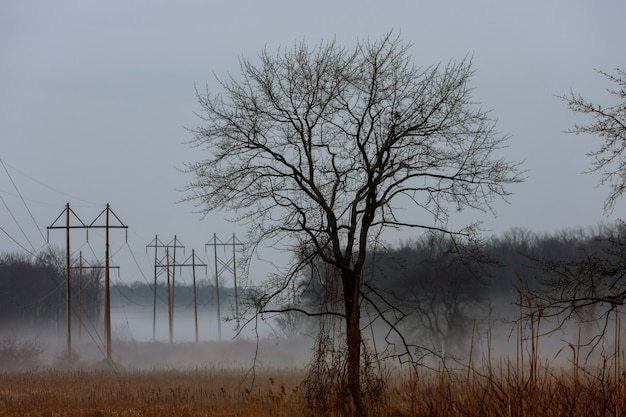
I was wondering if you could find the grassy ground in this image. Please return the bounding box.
[1,360,625,417]
[0,368,305,417]
[1,331,625,416]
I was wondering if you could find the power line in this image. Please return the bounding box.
[206,233,244,341]
[88,203,128,361]
[126,240,168,303]
[70,251,118,343]
[47,203,128,363]
[47,203,88,359]
[0,191,37,253]
[0,224,34,255]
[0,159,100,206]
[146,235,172,341]
[165,235,185,320]
[1,159,47,244]
[177,249,207,343]
[0,169,117,367]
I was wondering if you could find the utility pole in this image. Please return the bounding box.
[47,203,88,359]
[178,249,207,343]
[88,204,127,361]
[208,233,222,340]
[78,252,82,343]
[165,248,173,343]
[148,236,183,342]
[167,235,184,321]
[230,233,244,324]
[71,252,117,344]
[206,233,243,340]
[146,235,168,341]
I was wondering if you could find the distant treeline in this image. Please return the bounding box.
[294,222,624,355]
[1,223,622,346]
[110,280,238,310]
[0,249,102,332]
[0,247,239,332]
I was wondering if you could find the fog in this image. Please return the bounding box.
[0,305,314,370]
[2,295,625,374]
[3,226,626,372]
[109,306,250,343]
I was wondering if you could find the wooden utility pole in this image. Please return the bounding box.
[210,234,221,340]
[146,235,168,341]
[47,203,87,359]
[78,252,83,343]
[65,205,70,354]
[167,235,184,320]
[149,236,184,342]
[206,233,243,340]
[88,204,127,361]
[166,248,173,343]
[230,233,244,323]
[178,249,207,343]
[71,252,117,344]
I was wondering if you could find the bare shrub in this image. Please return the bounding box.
[302,324,385,417]
[0,337,45,371]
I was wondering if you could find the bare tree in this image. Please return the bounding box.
[184,32,522,415]
[530,222,626,348]
[528,70,626,349]
[397,234,489,360]
[360,232,492,365]
[557,68,626,214]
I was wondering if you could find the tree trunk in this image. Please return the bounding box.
[343,268,363,417]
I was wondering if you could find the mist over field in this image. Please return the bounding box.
[122,302,617,365]
[2,227,626,417]
[3,223,625,372]
[1,302,313,370]
[1,302,621,373]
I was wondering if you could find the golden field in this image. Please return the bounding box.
[0,359,625,417]
[0,331,624,417]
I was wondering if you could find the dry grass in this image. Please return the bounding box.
[0,367,305,417]
[0,359,624,417]
[1,311,625,417]
[384,359,626,417]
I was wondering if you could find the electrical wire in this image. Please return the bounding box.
[126,240,169,304]
[0,224,35,255]
[0,159,100,207]
[0,192,37,253]
[1,159,47,244]
[0,166,119,371]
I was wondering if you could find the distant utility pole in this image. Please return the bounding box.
[166,248,173,343]
[88,204,127,361]
[146,235,168,341]
[71,251,118,343]
[48,203,127,362]
[78,252,82,343]
[47,203,88,359]
[178,249,207,343]
[167,235,185,319]
[205,233,243,340]
[147,235,184,342]
[230,233,244,322]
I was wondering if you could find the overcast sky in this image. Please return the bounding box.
[1,0,626,285]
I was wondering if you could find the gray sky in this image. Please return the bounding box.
[1,0,626,284]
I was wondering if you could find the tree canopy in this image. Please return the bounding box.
[558,68,626,213]
[185,32,522,415]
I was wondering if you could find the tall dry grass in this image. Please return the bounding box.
[1,299,625,417]
[0,357,624,417]
[0,368,305,417]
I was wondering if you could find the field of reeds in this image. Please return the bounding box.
[1,356,624,417]
[2,301,625,417]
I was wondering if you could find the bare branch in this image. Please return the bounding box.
[557,67,626,214]
[184,31,522,411]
